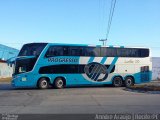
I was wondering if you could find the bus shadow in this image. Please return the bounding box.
[0,83,38,91]
[65,84,114,89]
[122,87,160,94]
[0,83,116,91]
[0,83,14,90]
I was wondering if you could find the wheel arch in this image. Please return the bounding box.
[111,75,124,87]
[124,75,135,83]
[53,76,66,86]
[111,75,124,82]
[37,76,51,87]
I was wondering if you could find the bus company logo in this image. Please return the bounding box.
[84,62,108,82]
[48,58,78,63]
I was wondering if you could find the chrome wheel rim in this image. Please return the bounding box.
[57,79,63,88]
[114,79,122,86]
[126,79,132,86]
[41,80,48,88]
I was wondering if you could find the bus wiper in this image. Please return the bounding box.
[16,56,36,60]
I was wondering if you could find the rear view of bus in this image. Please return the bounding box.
[11,43,152,89]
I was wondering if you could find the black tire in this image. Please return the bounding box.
[125,77,134,87]
[38,78,49,89]
[112,77,123,87]
[54,77,65,89]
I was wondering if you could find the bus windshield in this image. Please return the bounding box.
[14,58,37,75]
[18,43,47,56]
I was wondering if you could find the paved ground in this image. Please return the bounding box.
[0,83,160,114]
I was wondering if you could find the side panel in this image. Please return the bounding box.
[35,56,152,86]
[116,57,152,83]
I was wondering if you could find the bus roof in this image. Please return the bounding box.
[24,42,149,49]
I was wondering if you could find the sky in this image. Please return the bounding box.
[0,0,160,56]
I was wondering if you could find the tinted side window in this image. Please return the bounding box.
[116,48,139,57]
[117,48,126,57]
[85,47,100,57]
[107,48,117,57]
[101,48,117,57]
[140,49,149,57]
[116,48,149,57]
[69,46,84,56]
[45,46,68,57]
[129,49,140,57]
[39,64,114,74]
[18,43,47,56]
[39,65,79,74]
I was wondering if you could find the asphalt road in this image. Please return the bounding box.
[0,83,160,114]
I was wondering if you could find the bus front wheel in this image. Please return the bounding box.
[38,78,49,89]
[112,77,123,87]
[54,77,65,89]
[125,77,134,87]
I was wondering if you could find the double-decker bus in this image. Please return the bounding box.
[11,43,152,89]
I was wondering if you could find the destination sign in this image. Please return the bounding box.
[48,58,78,63]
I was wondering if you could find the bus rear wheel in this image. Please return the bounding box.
[125,77,134,87]
[38,78,49,89]
[112,77,123,87]
[54,77,65,89]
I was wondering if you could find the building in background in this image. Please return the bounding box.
[0,60,14,78]
[0,44,19,61]
[0,44,19,78]
[152,57,160,80]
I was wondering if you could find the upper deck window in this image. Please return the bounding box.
[45,45,149,58]
[101,47,149,57]
[45,46,69,57]
[18,43,47,56]
[45,46,101,57]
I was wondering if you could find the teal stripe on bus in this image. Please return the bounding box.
[100,57,107,64]
[109,45,114,47]
[88,57,94,63]
[107,57,118,73]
